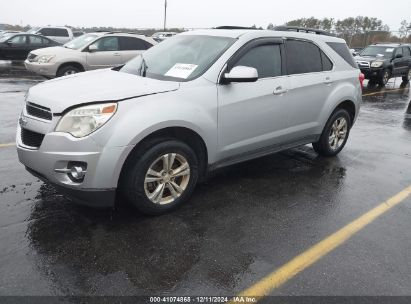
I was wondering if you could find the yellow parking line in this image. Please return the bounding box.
[232,185,411,302]
[362,88,409,97]
[0,143,15,148]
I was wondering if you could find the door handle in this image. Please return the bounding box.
[113,53,121,56]
[273,86,288,95]
[324,77,333,84]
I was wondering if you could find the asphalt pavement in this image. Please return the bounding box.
[0,62,411,301]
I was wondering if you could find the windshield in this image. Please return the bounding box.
[26,27,40,34]
[120,35,235,81]
[0,33,14,42]
[360,46,395,58]
[64,33,98,50]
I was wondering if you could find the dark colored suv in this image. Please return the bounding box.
[355,43,411,85]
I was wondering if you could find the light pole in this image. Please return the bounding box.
[164,0,167,31]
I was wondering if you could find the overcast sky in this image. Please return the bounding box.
[1,0,410,31]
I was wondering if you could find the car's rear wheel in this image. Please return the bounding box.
[313,108,351,157]
[56,65,81,77]
[402,68,411,83]
[122,139,199,215]
[378,69,391,86]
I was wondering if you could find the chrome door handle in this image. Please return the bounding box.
[324,77,333,84]
[113,53,121,56]
[273,86,288,95]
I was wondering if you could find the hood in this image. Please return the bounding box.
[30,46,74,56]
[27,69,180,113]
[354,55,387,63]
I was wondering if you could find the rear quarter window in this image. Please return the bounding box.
[326,42,358,68]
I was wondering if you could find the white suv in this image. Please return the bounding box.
[27,26,74,44]
[25,32,157,78]
[17,28,362,215]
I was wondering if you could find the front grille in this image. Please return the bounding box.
[27,53,37,62]
[21,128,45,148]
[26,102,52,120]
[356,61,370,68]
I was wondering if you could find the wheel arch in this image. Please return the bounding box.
[335,100,356,126]
[118,126,209,184]
[57,61,85,75]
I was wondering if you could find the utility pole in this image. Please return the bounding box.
[164,0,167,31]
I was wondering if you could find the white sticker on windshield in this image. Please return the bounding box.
[385,48,394,52]
[165,63,198,79]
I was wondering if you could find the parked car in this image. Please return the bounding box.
[27,26,74,44]
[17,27,362,214]
[0,33,60,61]
[25,32,157,77]
[73,31,85,38]
[355,43,411,85]
[152,31,177,42]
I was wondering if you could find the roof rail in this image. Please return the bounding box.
[214,26,259,30]
[373,42,402,45]
[273,26,335,37]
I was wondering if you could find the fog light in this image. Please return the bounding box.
[70,166,85,180]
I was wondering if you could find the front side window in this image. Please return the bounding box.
[120,35,235,81]
[9,35,26,45]
[233,44,282,78]
[285,40,322,75]
[395,47,403,57]
[90,37,119,51]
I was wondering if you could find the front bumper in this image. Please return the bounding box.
[359,67,384,79]
[24,60,58,77]
[16,113,130,208]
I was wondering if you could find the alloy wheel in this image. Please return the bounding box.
[328,117,348,150]
[144,153,190,205]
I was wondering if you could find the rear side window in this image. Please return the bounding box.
[233,44,282,78]
[321,51,333,71]
[403,47,411,57]
[326,42,358,68]
[285,40,322,74]
[119,37,153,51]
[28,35,43,45]
[39,28,69,37]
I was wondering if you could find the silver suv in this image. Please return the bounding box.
[17,28,362,214]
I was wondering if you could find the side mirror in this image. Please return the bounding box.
[223,66,258,83]
[88,44,98,52]
[395,53,403,59]
[6,40,13,45]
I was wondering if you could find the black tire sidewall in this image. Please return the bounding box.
[315,109,351,156]
[125,140,199,215]
[57,65,80,77]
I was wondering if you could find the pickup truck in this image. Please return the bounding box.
[27,27,74,44]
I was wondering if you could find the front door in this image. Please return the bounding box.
[86,36,122,69]
[217,41,290,161]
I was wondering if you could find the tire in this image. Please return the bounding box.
[121,139,199,215]
[402,68,411,83]
[313,108,351,157]
[56,65,81,77]
[378,68,391,86]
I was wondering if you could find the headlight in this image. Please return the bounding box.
[36,55,55,63]
[55,103,117,138]
[371,61,384,68]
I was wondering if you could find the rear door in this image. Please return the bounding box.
[283,39,334,140]
[217,39,291,160]
[118,37,153,63]
[86,36,122,69]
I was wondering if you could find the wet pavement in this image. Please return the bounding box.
[1,61,411,298]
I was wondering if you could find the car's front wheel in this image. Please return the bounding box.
[313,108,351,157]
[378,68,391,86]
[56,65,81,77]
[122,139,199,215]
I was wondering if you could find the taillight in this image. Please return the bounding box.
[359,73,365,89]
